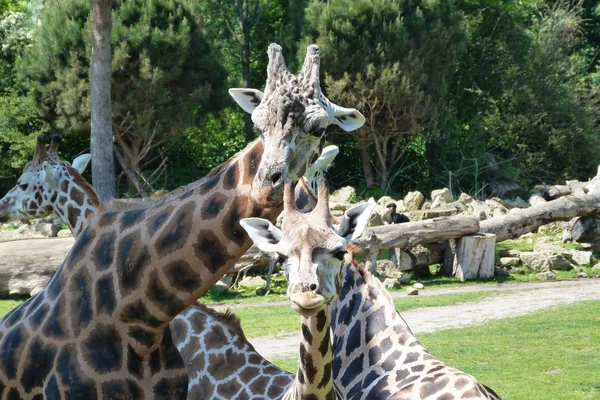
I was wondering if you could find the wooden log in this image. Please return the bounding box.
[480,194,600,242]
[547,185,572,199]
[351,215,480,253]
[451,233,496,281]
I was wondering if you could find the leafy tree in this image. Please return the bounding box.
[303,0,465,191]
[19,0,227,195]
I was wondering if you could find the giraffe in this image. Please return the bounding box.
[0,135,96,235]
[330,251,502,399]
[1,131,339,400]
[240,181,374,400]
[0,43,365,399]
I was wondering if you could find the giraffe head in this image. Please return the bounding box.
[241,181,373,317]
[230,44,365,208]
[0,135,92,223]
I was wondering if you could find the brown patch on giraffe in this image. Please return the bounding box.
[164,260,202,294]
[70,187,84,206]
[146,205,175,235]
[146,270,184,317]
[120,300,163,328]
[200,192,228,220]
[420,376,450,398]
[198,171,223,195]
[222,195,255,247]
[223,162,240,190]
[50,191,58,203]
[82,323,123,374]
[67,207,81,230]
[69,268,94,336]
[60,180,69,193]
[242,143,261,185]
[117,230,151,294]
[204,325,227,350]
[207,349,246,381]
[194,230,229,274]
[98,210,118,228]
[68,165,100,206]
[216,377,243,398]
[250,375,272,394]
[155,201,196,255]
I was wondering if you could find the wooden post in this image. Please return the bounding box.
[451,233,496,281]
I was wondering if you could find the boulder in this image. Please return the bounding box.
[399,275,411,285]
[431,188,453,204]
[498,249,521,258]
[534,242,571,257]
[547,254,573,271]
[377,196,396,208]
[499,257,520,267]
[520,251,551,272]
[536,271,556,281]
[57,229,72,238]
[375,259,402,279]
[404,191,425,211]
[510,267,526,275]
[238,275,267,288]
[413,282,424,289]
[485,199,509,218]
[568,250,593,266]
[383,278,401,290]
[576,268,588,278]
[469,200,491,221]
[458,192,474,206]
[406,287,419,295]
[330,186,356,203]
[407,208,457,221]
[592,263,600,277]
[502,196,529,209]
[528,194,547,207]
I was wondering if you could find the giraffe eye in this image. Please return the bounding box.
[334,250,346,261]
[312,126,326,136]
[275,253,287,265]
[19,184,28,191]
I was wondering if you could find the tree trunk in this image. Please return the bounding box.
[357,138,375,188]
[241,0,254,143]
[448,233,496,281]
[91,0,115,201]
[480,194,600,242]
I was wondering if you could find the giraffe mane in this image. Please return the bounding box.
[192,302,249,341]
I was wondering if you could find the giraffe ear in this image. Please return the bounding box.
[229,88,264,114]
[336,202,374,241]
[328,104,365,132]
[239,217,283,254]
[43,161,60,189]
[72,154,91,174]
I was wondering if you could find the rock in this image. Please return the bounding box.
[534,242,570,257]
[413,282,424,289]
[536,271,556,281]
[377,196,396,208]
[498,249,521,258]
[330,201,351,212]
[538,222,563,235]
[421,201,432,210]
[592,263,600,277]
[399,275,411,285]
[255,287,267,296]
[548,254,574,271]
[431,188,453,204]
[383,278,401,290]
[576,268,588,278]
[469,200,491,221]
[495,267,510,277]
[568,250,593,265]
[406,287,419,295]
[238,275,267,288]
[211,282,229,295]
[510,267,526,275]
[57,229,72,238]
[502,196,529,209]
[458,193,473,206]
[520,251,551,272]
[330,186,356,203]
[368,200,387,227]
[499,257,520,267]
[407,208,457,221]
[404,191,425,211]
[375,259,402,279]
[485,199,509,218]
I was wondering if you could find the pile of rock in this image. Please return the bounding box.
[0,217,70,242]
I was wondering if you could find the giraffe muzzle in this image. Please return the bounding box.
[289,292,328,317]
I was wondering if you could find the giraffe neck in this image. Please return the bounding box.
[52,165,101,237]
[47,139,283,356]
[284,306,336,400]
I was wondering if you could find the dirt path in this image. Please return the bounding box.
[247,279,600,360]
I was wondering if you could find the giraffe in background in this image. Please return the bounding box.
[0,43,365,399]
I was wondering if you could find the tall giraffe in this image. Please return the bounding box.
[240,181,373,400]
[330,252,502,399]
[0,43,365,399]
[1,133,341,400]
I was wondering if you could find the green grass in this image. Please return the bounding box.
[419,300,600,400]
[232,290,502,338]
[272,301,600,399]
[0,299,24,318]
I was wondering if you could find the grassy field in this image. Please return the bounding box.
[232,290,502,338]
[272,301,600,399]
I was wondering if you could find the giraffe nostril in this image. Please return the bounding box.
[309,283,317,292]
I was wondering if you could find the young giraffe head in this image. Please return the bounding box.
[230,44,365,208]
[0,135,94,225]
[241,181,373,316]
